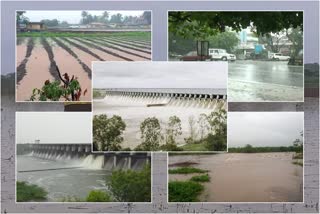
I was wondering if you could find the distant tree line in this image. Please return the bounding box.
[228,131,303,153]
[80,11,151,25]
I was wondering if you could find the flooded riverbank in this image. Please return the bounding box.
[169,152,303,202]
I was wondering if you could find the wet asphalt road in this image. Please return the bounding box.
[228,60,303,87]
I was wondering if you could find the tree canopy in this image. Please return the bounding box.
[169,12,303,39]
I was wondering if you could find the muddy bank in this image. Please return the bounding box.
[169,153,303,202]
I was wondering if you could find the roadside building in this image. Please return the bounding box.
[26,22,46,31]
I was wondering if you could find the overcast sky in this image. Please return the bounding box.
[23,11,146,24]
[16,112,91,144]
[228,112,303,147]
[93,62,227,88]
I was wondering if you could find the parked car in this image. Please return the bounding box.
[269,53,291,61]
[180,51,211,61]
[209,49,236,61]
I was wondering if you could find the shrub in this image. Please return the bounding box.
[190,174,210,182]
[86,190,112,202]
[169,181,204,202]
[169,167,208,174]
[30,70,87,101]
[16,181,47,202]
[107,164,151,202]
[204,133,227,151]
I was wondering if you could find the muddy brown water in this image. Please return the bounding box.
[169,153,303,202]
[16,46,54,101]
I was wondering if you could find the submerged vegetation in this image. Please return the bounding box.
[190,174,210,182]
[169,166,210,202]
[93,106,227,151]
[16,181,48,202]
[169,181,204,202]
[169,167,208,174]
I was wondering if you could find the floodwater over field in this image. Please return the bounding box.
[16,36,151,101]
[17,155,111,202]
[228,60,304,101]
[169,153,303,202]
[94,92,226,149]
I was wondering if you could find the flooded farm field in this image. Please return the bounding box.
[16,36,151,101]
[169,153,303,202]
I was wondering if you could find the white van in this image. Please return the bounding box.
[269,53,291,61]
[209,49,236,61]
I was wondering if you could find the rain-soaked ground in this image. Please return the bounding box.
[228,60,304,102]
[169,153,303,202]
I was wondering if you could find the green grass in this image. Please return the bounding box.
[17,31,151,40]
[169,181,204,202]
[190,174,210,182]
[181,142,208,151]
[169,167,208,174]
[16,181,47,202]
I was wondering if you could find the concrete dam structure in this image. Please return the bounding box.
[17,144,151,170]
[98,88,227,110]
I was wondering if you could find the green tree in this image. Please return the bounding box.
[142,11,151,25]
[108,164,151,202]
[208,31,239,53]
[16,11,29,24]
[186,115,197,143]
[40,19,59,27]
[137,117,162,151]
[169,12,303,38]
[293,130,303,153]
[206,108,227,134]
[81,11,89,24]
[286,27,303,58]
[197,113,210,140]
[93,114,126,151]
[110,13,123,23]
[100,11,109,23]
[205,107,227,151]
[165,116,182,145]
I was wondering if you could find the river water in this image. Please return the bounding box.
[17,155,111,202]
[169,153,303,202]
